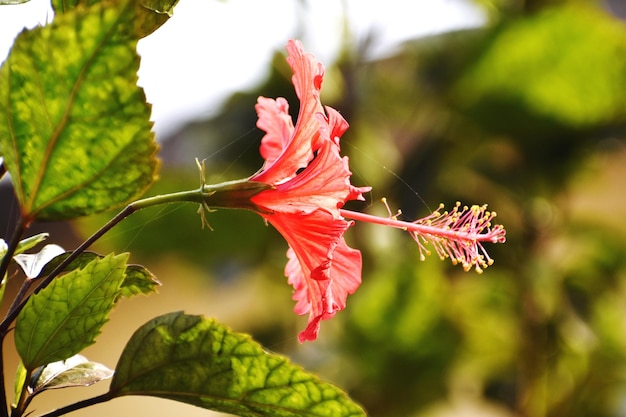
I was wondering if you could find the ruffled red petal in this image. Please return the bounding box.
[262,210,362,342]
[256,97,295,167]
[252,40,325,184]
[249,40,370,342]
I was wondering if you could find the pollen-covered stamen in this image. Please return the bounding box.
[411,202,505,273]
[340,201,506,273]
[382,197,403,221]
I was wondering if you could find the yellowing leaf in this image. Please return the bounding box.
[0,0,159,221]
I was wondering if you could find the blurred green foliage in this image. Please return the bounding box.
[74,1,626,416]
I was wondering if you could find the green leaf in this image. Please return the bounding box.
[51,0,179,37]
[0,0,159,221]
[0,0,31,4]
[39,251,160,297]
[110,312,366,417]
[13,362,27,407]
[120,264,161,298]
[141,0,178,15]
[136,0,181,38]
[15,233,50,255]
[51,0,95,13]
[15,253,128,369]
[30,354,114,395]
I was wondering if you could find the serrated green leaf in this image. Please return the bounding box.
[120,264,160,298]
[31,354,114,394]
[15,253,128,369]
[136,0,180,37]
[52,0,179,37]
[110,312,366,417]
[39,251,160,297]
[0,0,159,221]
[141,0,177,15]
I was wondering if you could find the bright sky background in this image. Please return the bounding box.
[0,0,485,139]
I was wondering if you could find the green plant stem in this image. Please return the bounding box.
[0,180,262,333]
[36,392,114,417]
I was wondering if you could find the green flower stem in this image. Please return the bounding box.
[123,178,271,211]
[0,177,269,333]
[0,192,187,334]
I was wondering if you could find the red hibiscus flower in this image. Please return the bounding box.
[195,39,505,342]
[248,40,370,342]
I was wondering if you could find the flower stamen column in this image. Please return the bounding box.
[340,202,506,273]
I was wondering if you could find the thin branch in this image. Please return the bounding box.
[0,204,137,336]
[6,279,34,320]
[36,392,114,417]
[0,185,209,332]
